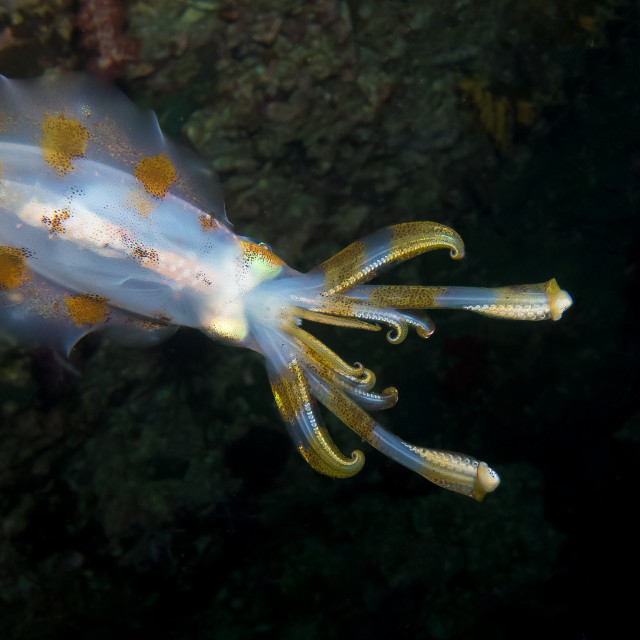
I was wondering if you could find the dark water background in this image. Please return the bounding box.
[0,1,637,638]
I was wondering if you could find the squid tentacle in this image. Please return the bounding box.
[267,357,364,479]
[310,222,464,295]
[285,322,375,387]
[306,370,499,501]
[285,328,398,411]
[349,279,572,321]
[297,295,416,345]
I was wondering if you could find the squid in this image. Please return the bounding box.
[0,73,572,500]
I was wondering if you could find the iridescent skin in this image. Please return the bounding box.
[0,73,572,501]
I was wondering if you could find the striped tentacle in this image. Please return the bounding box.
[306,369,500,501]
[310,221,464,295]
[268,356,364,478]
[347,278,572,322]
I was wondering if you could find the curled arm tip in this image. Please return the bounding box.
[472,462,501,502]
[547,279,573,321]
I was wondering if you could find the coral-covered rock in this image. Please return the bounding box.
[76,0,138,81]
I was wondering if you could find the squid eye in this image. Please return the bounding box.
[258,241,272,252]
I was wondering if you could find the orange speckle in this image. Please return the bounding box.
[0,245,31,289]
[133,154,177,198]
[152,311,173,326]
[125,316,170,332]
[65,294,109,326]
[41,208,71,235]
[199,214,217,232]
[132,245,159,264]
[240,240,285,268]
[41,113,89,174]
[124,188,157,218]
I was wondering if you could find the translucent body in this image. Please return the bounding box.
[0,73,572,499]
[1,143,242,325]
[0,73,283,351]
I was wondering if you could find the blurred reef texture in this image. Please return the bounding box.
[0,1,637,638]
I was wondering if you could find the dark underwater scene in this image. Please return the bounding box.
[0,1,637,638]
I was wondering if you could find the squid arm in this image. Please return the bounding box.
[253,221,571,500]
